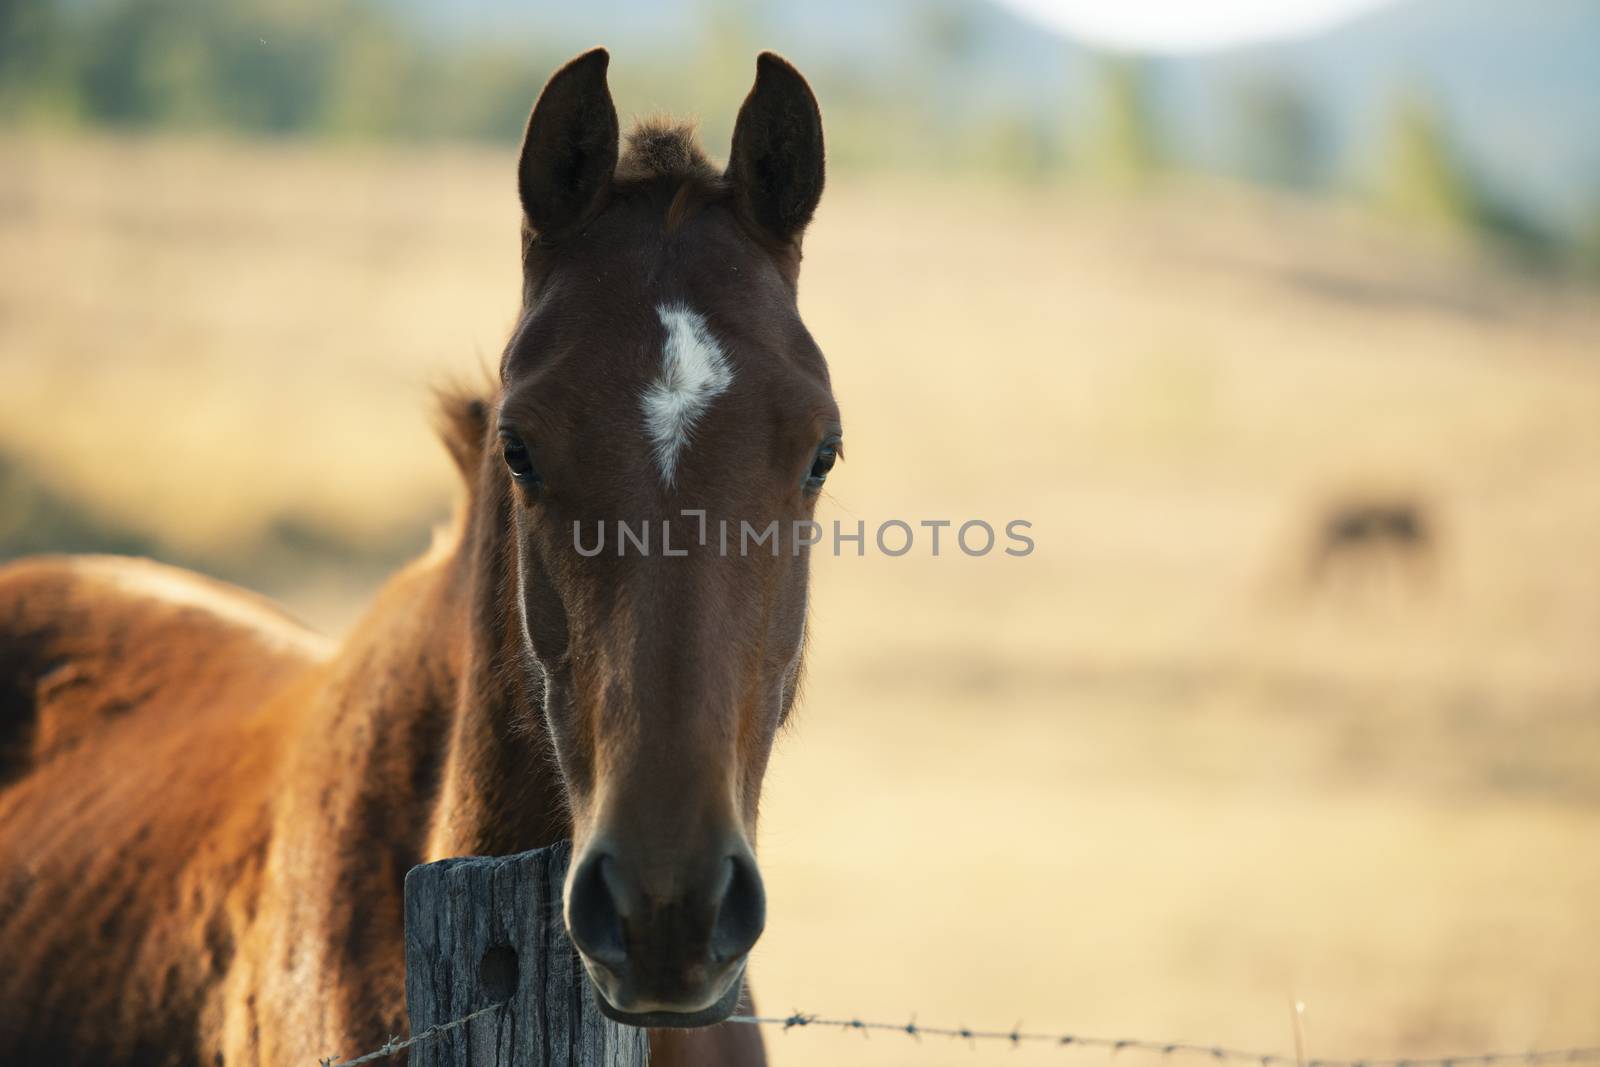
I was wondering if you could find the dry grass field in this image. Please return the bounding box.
[2,133,1598,1065]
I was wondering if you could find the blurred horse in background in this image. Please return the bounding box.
[1304,494,1437,598]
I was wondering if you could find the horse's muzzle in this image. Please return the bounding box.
[566,843,764,1027]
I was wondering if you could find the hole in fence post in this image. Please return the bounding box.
[479,944,518,1003]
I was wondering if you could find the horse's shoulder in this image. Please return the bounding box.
[0,554,331,778]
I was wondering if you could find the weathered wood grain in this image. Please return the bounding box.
[403,841,651,1066]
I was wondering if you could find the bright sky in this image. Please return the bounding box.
[994,0,1398,53]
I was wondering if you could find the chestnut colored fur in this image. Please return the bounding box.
[0,49,834,1067]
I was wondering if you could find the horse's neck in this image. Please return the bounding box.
[305,508,568,869]
[422,491,570,859]
[256,520,567,1039]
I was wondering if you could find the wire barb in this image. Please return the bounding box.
[319,1000,506,1067]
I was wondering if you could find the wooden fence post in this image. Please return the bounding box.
[403,841,651,1067]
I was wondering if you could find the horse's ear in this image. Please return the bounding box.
[518,48,618,238]
[726,52,825,246]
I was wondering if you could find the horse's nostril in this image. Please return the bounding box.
[709,852,765,963]
[568,852,628,968]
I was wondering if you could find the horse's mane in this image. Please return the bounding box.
[615,118,718,187]
[614,118,728,233]
[433,381,493,483]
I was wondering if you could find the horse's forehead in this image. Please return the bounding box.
[503,302,735,491]
[506,224,825,492]
[642,303,735,487]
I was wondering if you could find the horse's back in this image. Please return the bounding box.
[1,554,328,781]
[0,554,330,1065]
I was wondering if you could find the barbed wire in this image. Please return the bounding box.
[727,1013,1600,1067]
[319,1000,506,1067]
[319,1001,1600,1067]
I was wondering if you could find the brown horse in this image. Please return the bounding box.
[0,49,836,1067]
[1304,495,1436,597]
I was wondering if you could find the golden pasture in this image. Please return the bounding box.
[1,134,1598,1066]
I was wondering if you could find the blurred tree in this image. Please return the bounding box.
[74,0,347,132]
[1372,89,1567,264]
[208,2,346,134]
[1084,54,1163,185]
[316,11,415,138]
[912,1,982,70]
[1574,196,1600,280]
[0,0,74,119]
[75,0,190,126]
[908,0,1057,173]
[982,113,1056,179]
[690,0,760,151]
[1228,75,1327,191]
[1375,89,1481,233]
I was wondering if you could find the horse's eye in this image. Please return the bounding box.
[805,441,839,493]
[501,433,541,488]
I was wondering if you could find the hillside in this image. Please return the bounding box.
[1155,0,1600,227]
[381,0,1600,229]
[8,0,1598,235]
